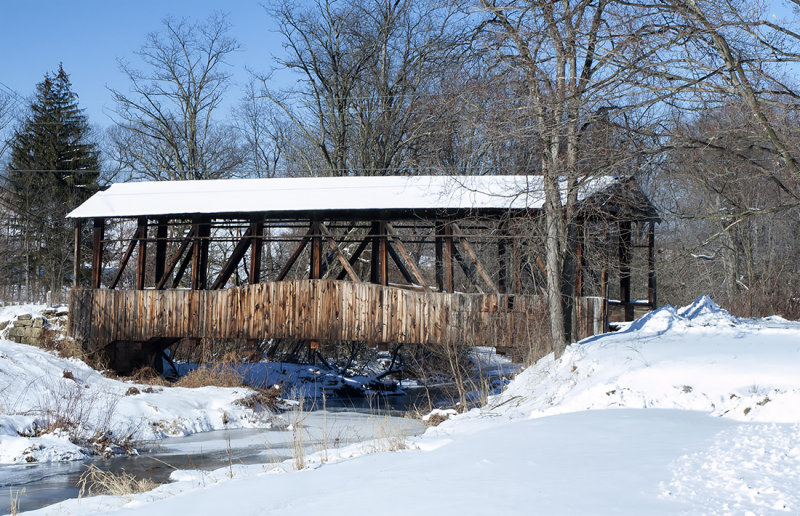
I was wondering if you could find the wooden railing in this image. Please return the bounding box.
[69,280,605,353]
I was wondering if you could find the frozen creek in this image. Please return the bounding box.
[0,408,424,514]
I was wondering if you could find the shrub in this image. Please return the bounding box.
[175,364,244,388]
[77,464,157,498]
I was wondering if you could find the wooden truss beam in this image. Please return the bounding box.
[385,222,427,288]
[319,223,360,282]
[156,226,195,290]
[451,223,498,293]
[497,221,507,294]
[387,242,416,285]
[336,226,373,281]
[452,244,480,291]
[276,228,312,281]
[310,220,322,280]
[172,247,193,288]
[210,226,255,290]
[109,225,139,290]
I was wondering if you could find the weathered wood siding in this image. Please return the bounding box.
[69,281,604,352]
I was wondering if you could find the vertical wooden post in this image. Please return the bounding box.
[199,220,210,289]
[618,220,633,321]
[600,224,609,299]
[512,221,522,294]
[379,221,388,285]
[310,220,322,280]
[576,218,584,297]
[498,220,507,294]
[191,217,211,290]
[154,218,168,285]
[370,221,388,286]
[250,219,264,284]
[91,218,104,289]
[136,217,148,290]
[647,220,657,308]
[443,222,454,292]
[73,220,82,288]
[435,221,444,291]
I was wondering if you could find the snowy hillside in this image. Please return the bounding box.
[440,295,800,428]
[0,307,273,464]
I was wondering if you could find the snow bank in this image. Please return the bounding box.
[0,324,273,464]
[433,295,800,432]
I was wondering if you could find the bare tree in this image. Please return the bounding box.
[654,101,800,316]
[262,0,372,175]
[262,0,464,176]
[0,90,18,160]
[476,0,683,355]
[234,80,285,178]
[659,0,800,187]
[109,14,244,181]
[348,0,465,175]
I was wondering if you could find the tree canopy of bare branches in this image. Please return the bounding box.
[109,13,244,181]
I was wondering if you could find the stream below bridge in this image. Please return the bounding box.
[0,389,443,514]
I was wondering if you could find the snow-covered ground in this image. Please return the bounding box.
[0,306,274,465]
[14,297,800,514]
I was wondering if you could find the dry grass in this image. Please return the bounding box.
[38,326,109,371]
[174,364,244,388]
[369,415,409,452]
[8,488,24,515]
[234,386,282,412]
[123,366,170,387]
[77,464,157,498]
[291,398,307,470]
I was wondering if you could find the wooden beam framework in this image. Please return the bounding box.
[136,217,148,290]
[73,220,82,288]
[154,218,168,285]
[276,228,312,281]
[91,218,105,289]
[249,219,264,284]
[452,223,498,293]
[336,227,373,281]
[385,222,427,289]
[191,218,211,290]
[647,220,657,307]
[435,221,454,292]
[618,220,633,321]
[370,221,388,286]
[210,226,255,290]
[156,226,195,290]
[77,213,657,330]
[319,223,360,282]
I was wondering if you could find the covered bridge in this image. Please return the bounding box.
[67,175,658,372]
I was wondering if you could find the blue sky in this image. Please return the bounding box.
[0,0,285,128]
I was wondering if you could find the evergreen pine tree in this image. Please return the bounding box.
[6,64,100,302]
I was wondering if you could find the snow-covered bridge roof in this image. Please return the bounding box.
[68,174,619,219]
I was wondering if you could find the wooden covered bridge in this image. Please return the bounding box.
[67,175,658,372]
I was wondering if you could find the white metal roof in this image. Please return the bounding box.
[67,175,618,219]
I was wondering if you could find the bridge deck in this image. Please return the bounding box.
[69,280,605,354]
